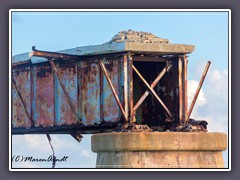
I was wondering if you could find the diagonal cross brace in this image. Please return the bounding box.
[132,65,173,118]
[12,78,34,126]
[133,65,168,112]
[99,60,128,122]
[49,59,81,123]
[185,61,211,124]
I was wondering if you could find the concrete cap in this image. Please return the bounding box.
[91,132,227,152]
[73,42,195,56]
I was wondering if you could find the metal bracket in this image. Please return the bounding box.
[166,61,172,72]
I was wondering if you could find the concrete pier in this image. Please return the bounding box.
[91,132,227,168]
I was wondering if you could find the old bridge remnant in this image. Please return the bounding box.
[11,30,227,168]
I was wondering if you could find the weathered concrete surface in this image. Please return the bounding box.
[13,30,195,64]
[73,42,195,56]
[105,29,170,44]
[91,132,227,168]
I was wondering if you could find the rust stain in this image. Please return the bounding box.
[35,64,54,127]
[12,66,31,128]
[81,61,100,124]
[102,60,121,121]
[55,61,78,126]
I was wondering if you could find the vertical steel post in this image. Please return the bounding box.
[128,55,134,123]
[123,55,129,123]
[77,61,82,122]
[99,61,104,121]
[182,55,188,122]
[178,56,183,123]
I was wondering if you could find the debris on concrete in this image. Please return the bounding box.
[114,123,153,132]
[105,29,170,44]
[175,119,208,132]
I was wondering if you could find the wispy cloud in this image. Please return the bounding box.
[188,68,228,133]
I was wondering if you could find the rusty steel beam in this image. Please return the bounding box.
[132,65,173,118]
[99,62,104,121]
[99,60,128,121]
[178,57,184,123]
[123,55,129,122]
[30,48,80,61]
[132,56,168,62]
[128,55,134,123]
[77,62,82,122]
[49,59,81,123]
[133,65,168,113]
[185,61,211,124]
[12,78,34,126]
[183,56,188,121]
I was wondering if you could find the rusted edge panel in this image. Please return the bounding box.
[102,59,121,122]
[77,61,82,122]
[81,61,101,124]
[30,48,81,61]
[54,60,79,125]
[34,63,55,127]
[99,60,127,121]
[12,79,32,125]
[12,66,33,128]
[49,60,80,124]
[12,60,31,67]
[12,123,119,135]
[178,56,183,123]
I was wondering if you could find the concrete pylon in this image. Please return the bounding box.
[91,132,227,168]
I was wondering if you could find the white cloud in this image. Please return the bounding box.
[12,134,96,168]
[79,149,91,158]
[187,68,228,134]
[23,135,52,153]
[188,80,206,109]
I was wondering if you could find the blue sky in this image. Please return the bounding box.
[11,10,229,169]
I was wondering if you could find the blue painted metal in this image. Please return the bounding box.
[34,64,55,127]
[102,60,120,122]
[11,50,182,135]
[55,61,78,125]
[81,61,101,124]
[12,66,31,128]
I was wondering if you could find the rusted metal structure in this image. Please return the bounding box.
[12,30,205,135]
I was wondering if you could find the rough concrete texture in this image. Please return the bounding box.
[72,30,194,56]
[96,151,224,168]
[73,42,195,56]
[91,132,227,168]
[105,29,170,44]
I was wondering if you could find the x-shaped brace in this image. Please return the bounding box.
[132,64,173,119]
